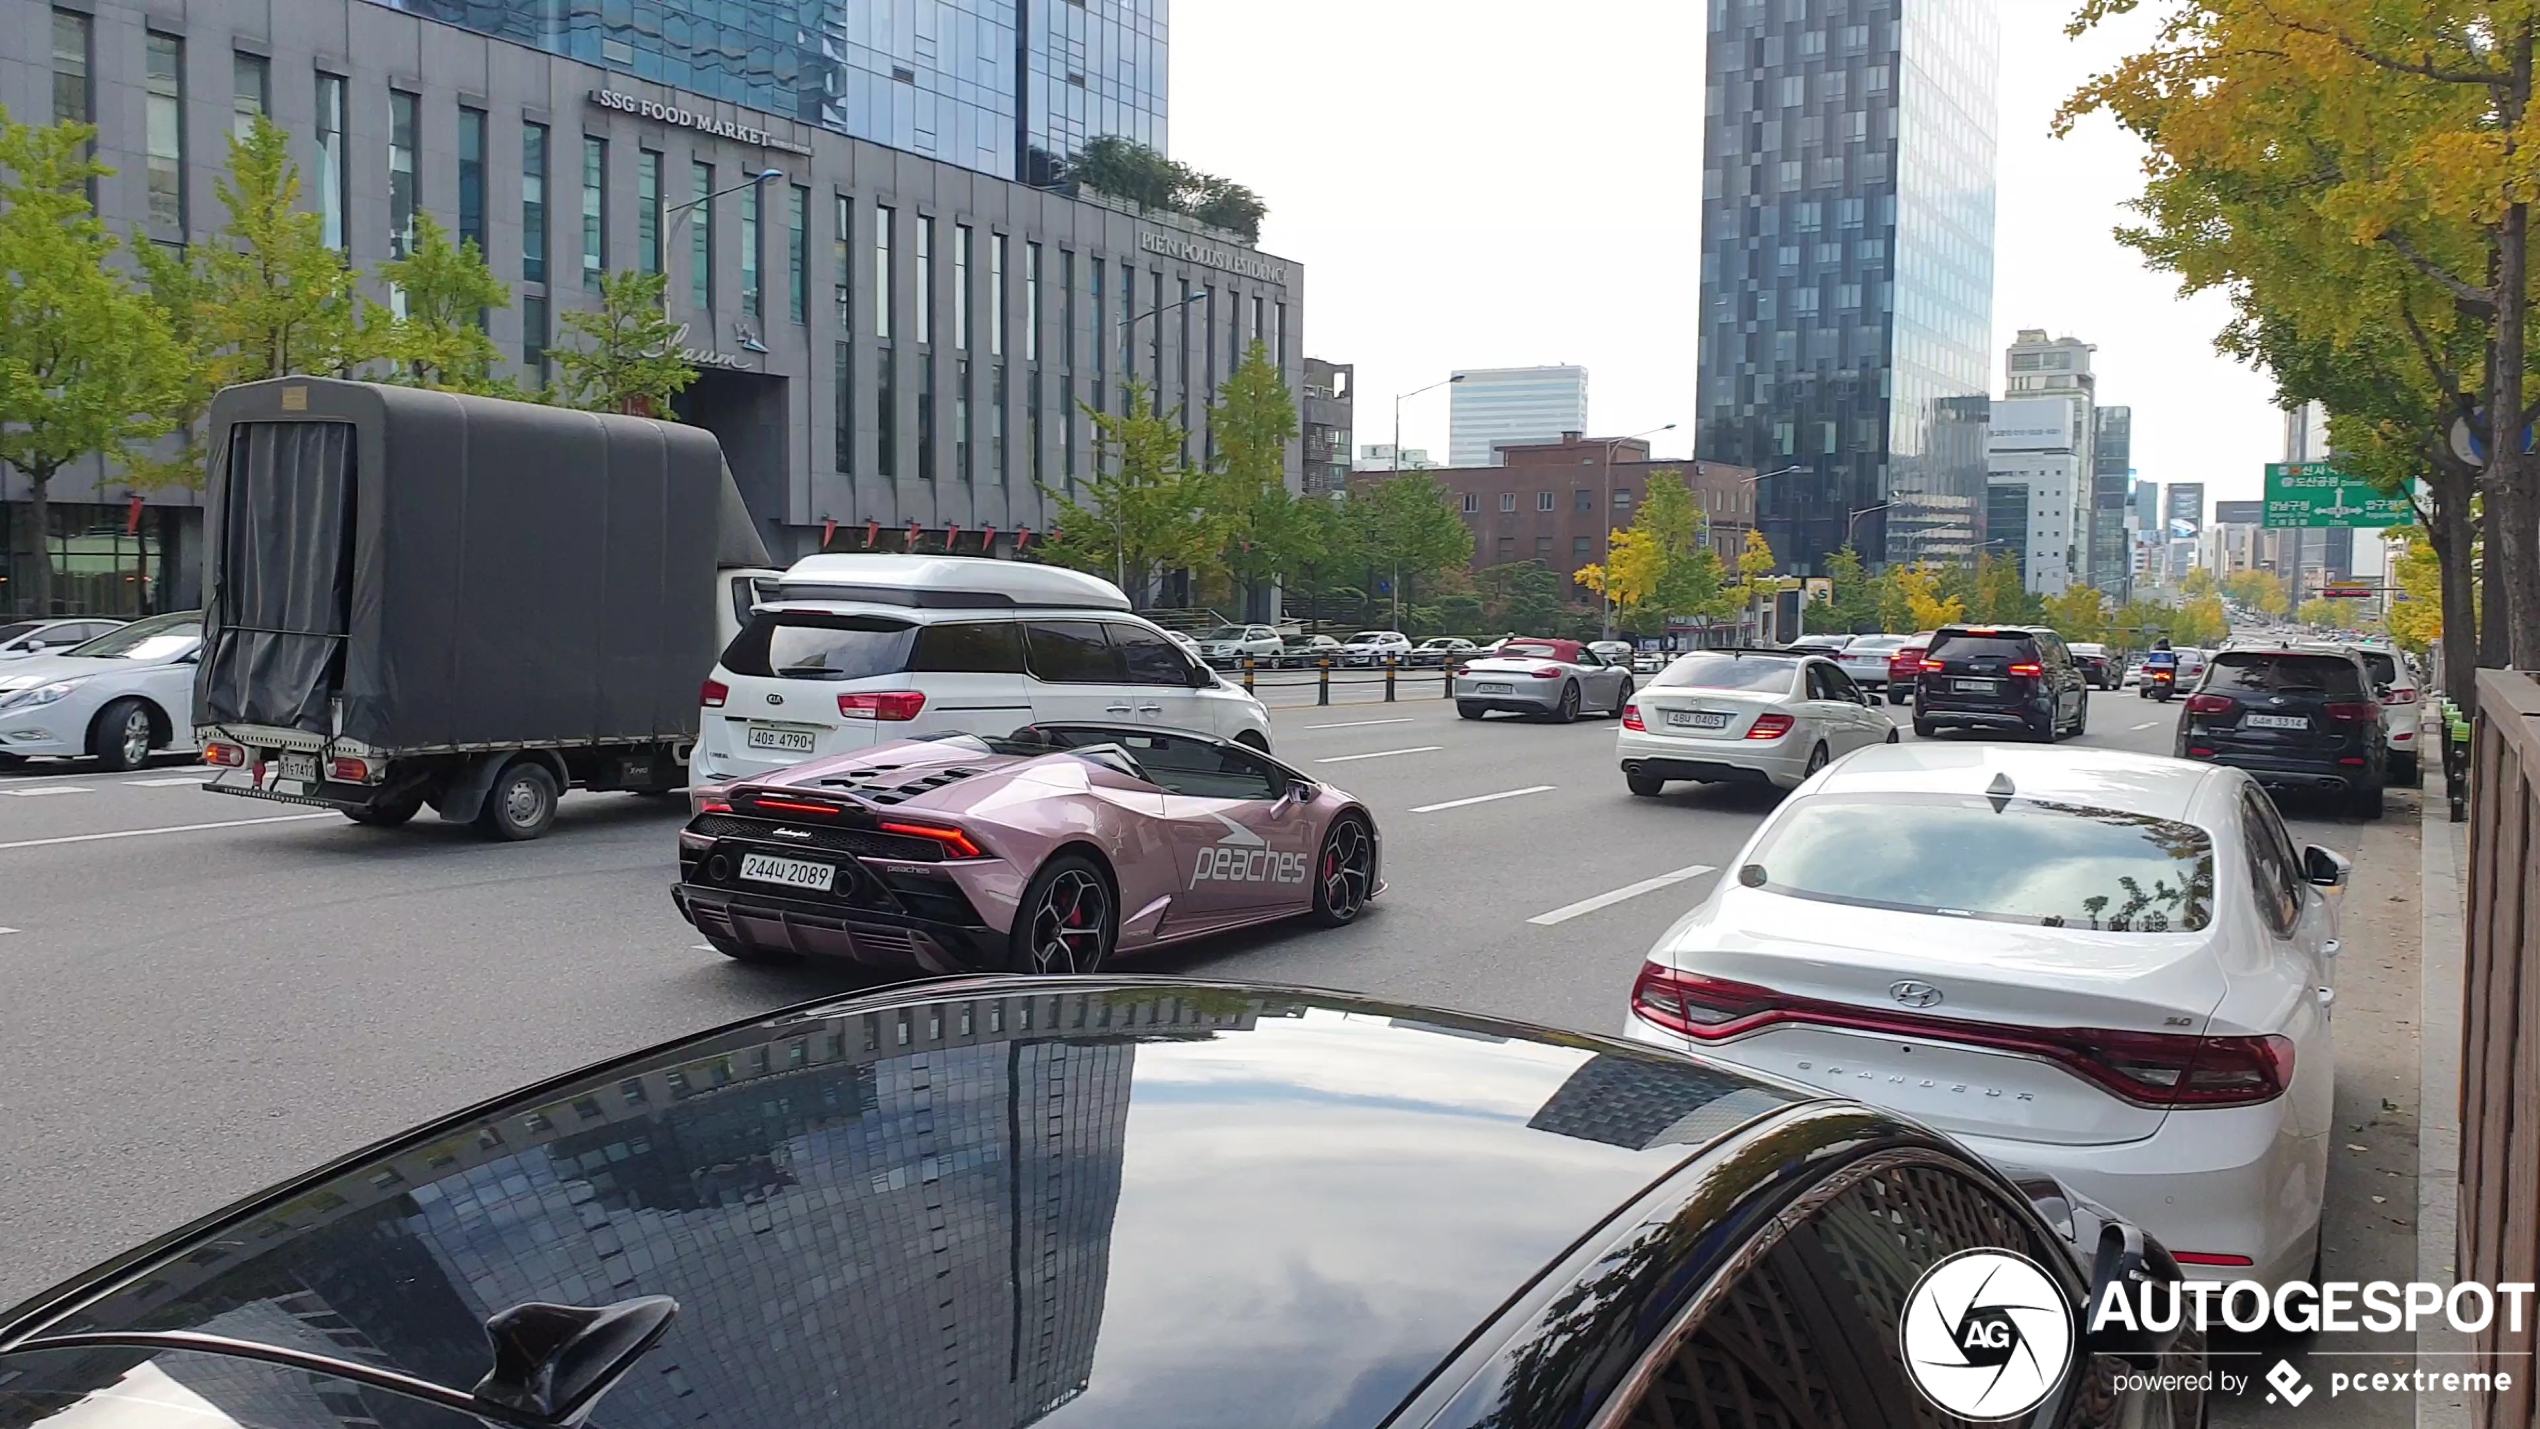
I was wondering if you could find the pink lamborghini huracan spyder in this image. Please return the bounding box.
[675,723,1381,973]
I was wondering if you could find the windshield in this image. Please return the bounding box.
[721,611,916,680]
[1651,654,1800,692]
[1743,793,2214,932]
[0,622,40,644]
[2353,651,2400,685]
[2207,653,2366,698]
[1349,632,1399,643]
[1201,626,1250,640]
[68,611,199,661]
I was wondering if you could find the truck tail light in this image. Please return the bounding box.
[328,757,372,783]
[701,679,729,709]
[839,691,927,720]
[1746,713,1795,740]
[202,742,246,767]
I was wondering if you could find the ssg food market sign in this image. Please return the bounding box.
[589,90,813,156]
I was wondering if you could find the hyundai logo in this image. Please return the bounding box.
[1890,980,1944,1009]
[766,693,784,705]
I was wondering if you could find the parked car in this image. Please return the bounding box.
[1165,629,1203,660]
[695,557,1272,787]
[1911,624,2092,742]
[1340,630,1415,666]
[0,618,124,662]
[1885,631,1936,706]
[1271,633,1343,668]
[1628,742,2341,1289]
[2178,645,2390,818]
[1408,635,1477,667]
[1618,649,1894,795]
[680,724,1377,969]
[2068,641,2119,690]
[0,610,201,771]
[1193,622,1285,666]
[1833,633,1910,700]
[1631,648,1670,674]
[1586,639,1637,668]
[1453,638,1635,722]
[1784,633,1853,655]
[2307,641,2421,783]
[0,978,2205,1429]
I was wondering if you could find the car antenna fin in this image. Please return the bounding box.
[472,1296,680,1429]
[1986,771,2015,813]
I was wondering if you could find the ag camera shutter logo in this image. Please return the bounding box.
[1900,1248,2076,1420]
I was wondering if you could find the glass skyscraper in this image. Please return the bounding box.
[1695,0,2000,575]
[377,0,1167,183]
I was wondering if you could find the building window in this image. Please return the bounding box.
[1536,536,1553,558]
[990,235,1007,358]
[1274,300,1287,368]
[459,107,488,257]
[521,124,548,284]
[1614,488,1635,508]
[1575,489,1593,512]
[1027,368,1041,485]
[690,162,713,310]
[1025,241,1041,364]
[389,91,419,261]
[1463,492,1479,513]
[1573,536,1592,558]
[873,205,892,339]
[918,358,936,476]
[316,74,347,251]
[992,362,1008,483]
[834,340,853,474]
[952,224,971,349]
[1499,493,1516,513]
[876,344,896,477]
[1496,536,1515,560]
[1062,377,1076,487]
[232,53,268,139]
[956,357,972,478]
[1121,261,1136,376]
[636,150,662,276]
[522,295,548,387]
[832,193,852,322]
[1088,259,1104,385]
[580,135,605,291]
[738,180,759,316]
[916,218,934,345]
[144,35,185,245]
[52,11,91,127]
[1537,492,1555,512]
[787,185,807,323]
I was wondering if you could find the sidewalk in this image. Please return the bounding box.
[2419,796,2469,1429]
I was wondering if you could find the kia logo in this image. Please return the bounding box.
[766,693,783,705]
[1890,980,1944,1009]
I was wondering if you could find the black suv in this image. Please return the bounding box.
[1911,625,2091,742]
[2177,646,2388,818]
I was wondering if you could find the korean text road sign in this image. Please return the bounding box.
[2264,463,2414,529]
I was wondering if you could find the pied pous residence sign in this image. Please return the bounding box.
[1137,230,1288,285]
[589,89,814,157]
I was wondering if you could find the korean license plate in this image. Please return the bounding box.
[1667,710,1733,729]
[2245,713,2308,730]
[279,752,321,785]
[1476,682,1513,695]
[746,723,819,753]
[1952,678,1998,694]
[738,853,835,892]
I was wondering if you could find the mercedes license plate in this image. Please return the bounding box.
[2245,713,2308,730]
[1476,682,1513,695]
[1952,678,1998,694]
[1667,710,1733,729]
[279,752,321,785]
[739,853,835,892]
[747,723,818,753]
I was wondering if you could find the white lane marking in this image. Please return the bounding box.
[1302,717,1418,730]
[125,774,216,786]
[0,812,336,851]
[2131,720,2162,731]
[1,785,94,797]
[692,943,717,953]
[1410,785,1557,814]
[1529,864,1721,926]
[0,927,18,935]
[1313,746,1442,764]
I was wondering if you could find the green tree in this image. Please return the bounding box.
[2297,596,2351,628]
[198,119,364,382]
[1574,470,1728,634]
[0,111,185,614]
[1278,491,1365,627]
[372,213,513,393]
[1967,552,2042,625]
[1875,563,1916,633]
[2173,594,2231,647]
[1818,544,1881,633]
[552,269,697,416]
[122,240,221,492]
[1474,560,1568,637]
[1350,469,1474,624]
[1040,379,1205,601]
[1202,341,1296,614]
[2386,533,2447,659]
[2225,568,2289,616]
[2179,566,2218,599]
[2044,583,2110,644]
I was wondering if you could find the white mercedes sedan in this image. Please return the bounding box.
[1617,648,1894,794]
[1624,743,2340,1285]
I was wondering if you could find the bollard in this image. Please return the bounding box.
[1384,655,1397,702]
[1241,656,1255,693]
[1444,663,1458,700]
[1318,658,1332,706]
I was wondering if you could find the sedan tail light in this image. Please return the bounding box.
[878,820,984,858]
[1621,705,1645,731]
[2184,694,2234,714]
[701,678,730,709]
[1745,713,1795,741]
[1529,667,1563,679]
[2324,702,2380,724]
[839,690,927,720]
[2386,688,2419,705]
[1629,965,2294,1107]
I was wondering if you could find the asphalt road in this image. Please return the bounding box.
[0,683,2421,1425]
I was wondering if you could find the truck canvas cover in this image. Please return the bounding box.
[195,378,768,752]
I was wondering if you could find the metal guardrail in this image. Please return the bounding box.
[2459,668,2540,1429]
[1230,656,1453,705]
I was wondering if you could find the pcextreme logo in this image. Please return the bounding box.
[1187,813,1309,887]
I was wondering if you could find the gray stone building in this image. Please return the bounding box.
[2,0,1305,617]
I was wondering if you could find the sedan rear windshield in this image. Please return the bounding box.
[1925,632,2038,662]
[2207,653,2365,699]
[1742,793,2214,932]
[1651,655,1799,692]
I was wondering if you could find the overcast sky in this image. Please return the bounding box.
[1172,1,2284,508]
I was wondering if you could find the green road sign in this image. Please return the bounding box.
[2263,462,2414,529]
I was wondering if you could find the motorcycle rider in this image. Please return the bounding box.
[2141,638,2180,700]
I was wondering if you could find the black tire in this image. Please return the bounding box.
[1008,853,1115,974]
[705,932,797,965]
[1802,743,1830,779]
[2029,708,2059,744]
[1457,702,1485,721]
[344,795,423,827]
[1913,714,1935,738]
[1555,682,1582,723]
[89,697,157,772]
[1885,727,1900,744]
[1234,729,1270,753]
[1308,815,1376,927]
[2071,694,2089,738]
[0,752,25,767]
[2351,778,2386,820]
[1626,770,1666,797]
[1608,678,1635,719]
[475,760,560,841]
[2395,750,2422,785]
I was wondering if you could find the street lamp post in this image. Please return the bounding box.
[1385,374,1465,626]
[1846,502,1892,549]
[1600,422,1678,641]
[665,167,786,226]
[1096,289,1218,595]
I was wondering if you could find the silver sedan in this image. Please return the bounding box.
[1452,637,1635,722]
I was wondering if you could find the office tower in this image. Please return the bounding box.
[1448,366,1591,467]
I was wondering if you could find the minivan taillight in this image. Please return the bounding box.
[2184,694,2234,715]
[1628,965,2293,1108]
[838,691,927,720]
[2008,662,2044,676]
[701,678,729,709]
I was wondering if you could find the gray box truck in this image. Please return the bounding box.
[193,378,777,839]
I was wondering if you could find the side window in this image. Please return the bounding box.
[1804,664,1831,700]
[907,620,1025,674]
[1110,622,1195,686]
[2241,788,2301,933]
[1132,733,1281,801]
[1826,666,1862,702]
[1023,620,1126,684]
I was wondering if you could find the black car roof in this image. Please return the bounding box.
[0,979,1812,1429]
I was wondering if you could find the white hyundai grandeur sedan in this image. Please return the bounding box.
[0,610,203,770]
[1617,649,1894,794]
[1624,743,2340,1285]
